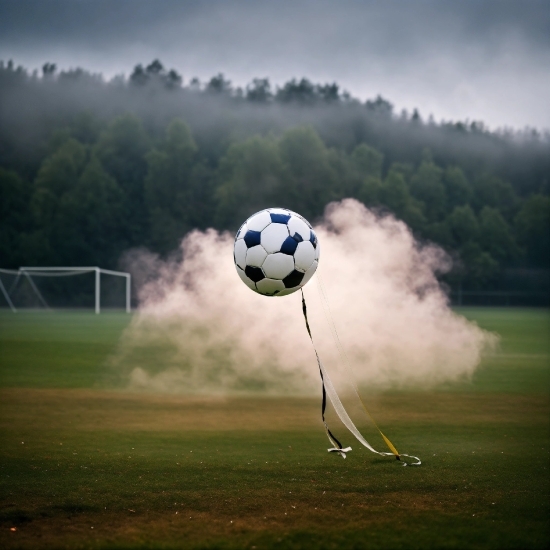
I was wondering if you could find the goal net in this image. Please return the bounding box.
[0,267,131,313]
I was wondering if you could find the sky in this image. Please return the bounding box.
[1,0,549,129]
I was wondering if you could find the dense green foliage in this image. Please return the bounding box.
[0,309,548,548]
[1,60,549,291]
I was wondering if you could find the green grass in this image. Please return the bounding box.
[443,308,550,393]
[0,308,549,549]
[0,310,132,388]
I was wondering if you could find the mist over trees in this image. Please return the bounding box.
[1,59,549,296]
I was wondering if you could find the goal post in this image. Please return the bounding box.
[0,266,131,313]
[0,274,17,312]
[92,267,132,314]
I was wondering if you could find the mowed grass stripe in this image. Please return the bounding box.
[0,310,131,388]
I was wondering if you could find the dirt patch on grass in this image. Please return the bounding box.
[0,389,322,433]
[0,487,509,550]
[366,392,550,426]
[1,389,548,436]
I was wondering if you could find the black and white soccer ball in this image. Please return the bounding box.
[234,208,320,296]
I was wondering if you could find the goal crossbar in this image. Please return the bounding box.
[0,267,131,314]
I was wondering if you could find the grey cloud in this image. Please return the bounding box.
[1,0,549,128]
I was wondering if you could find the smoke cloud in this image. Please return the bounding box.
[112,199,495,395]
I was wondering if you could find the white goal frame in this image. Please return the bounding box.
[0,267,131,314]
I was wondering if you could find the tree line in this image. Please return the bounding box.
[0,59,549,293]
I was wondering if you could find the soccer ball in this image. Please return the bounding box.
[234,208,320,296]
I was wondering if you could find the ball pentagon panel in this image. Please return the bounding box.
[267,207,292,217]
[245,265,264,283]
[280,236,299,255]
[269,212,291,224]
[233,208,319,297]
[236,266,256,291]
[283,269,305,289]
[310,230,318,249]
[243,230,262,248]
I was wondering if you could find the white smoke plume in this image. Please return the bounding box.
[112,199,495,395]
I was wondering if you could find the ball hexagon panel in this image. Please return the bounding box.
[301,260,318,287]
[236,222,247,241]
[294,241,316,273]
[246,245,267,268]
[234,239,248,270]
[262,253,295,280]
[287,216,311,242]
[256,278,285,296]
[261,223,290,253]
[246,210,272,232]
[275,287,297,297]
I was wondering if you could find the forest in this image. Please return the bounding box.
[0,59,549,298]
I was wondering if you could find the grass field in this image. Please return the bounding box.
[0,308,549,549]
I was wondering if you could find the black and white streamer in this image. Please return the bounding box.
[301,289,421,466]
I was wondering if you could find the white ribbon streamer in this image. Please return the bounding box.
[318,355,421,466]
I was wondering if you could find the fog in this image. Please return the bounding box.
[110,199,495,395]
[1,0,549,129]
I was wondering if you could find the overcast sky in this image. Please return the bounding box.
[1,0,549,129]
